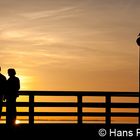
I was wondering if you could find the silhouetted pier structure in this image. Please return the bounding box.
[1,91,139,125]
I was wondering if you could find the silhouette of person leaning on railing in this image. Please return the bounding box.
[0,67,6,121]
[5,68,20,126]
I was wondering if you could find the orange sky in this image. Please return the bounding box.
[0,0,139,91]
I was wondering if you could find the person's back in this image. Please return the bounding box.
[7,76,20,97]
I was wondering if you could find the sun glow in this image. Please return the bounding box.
[5,72,33,90]
[15,120,21,124]
[18,75,34,90]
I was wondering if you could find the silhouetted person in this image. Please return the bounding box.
[0,67,6,120]
[136,33,140,46]
[5,68,20,126]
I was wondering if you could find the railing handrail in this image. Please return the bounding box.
[18,90,139,96]
[1,91,139,125]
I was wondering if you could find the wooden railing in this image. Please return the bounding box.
[1,91,139,125]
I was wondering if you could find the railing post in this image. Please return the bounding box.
[106,95,111,125]
[77,95,82,124]
[29,94,34,125]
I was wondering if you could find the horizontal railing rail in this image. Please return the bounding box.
[1,91,139,125]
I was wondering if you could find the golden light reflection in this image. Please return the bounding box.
[34,116,77,124]
[111,117,138,124]
[15,120,21,125]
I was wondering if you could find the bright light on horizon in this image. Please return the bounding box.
[15,120,21,125]
[18,75,33,90]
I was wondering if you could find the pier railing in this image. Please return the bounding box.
[1,91,139,125]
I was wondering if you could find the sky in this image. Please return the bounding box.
[0,0,140,91]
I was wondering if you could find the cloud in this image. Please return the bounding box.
[0,0,139,91]
[21,7,77,20]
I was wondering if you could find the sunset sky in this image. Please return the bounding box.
[0,0,139,91]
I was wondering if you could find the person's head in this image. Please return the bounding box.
[8,68,16,77]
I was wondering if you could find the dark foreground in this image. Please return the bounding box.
[0,124,140,139]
